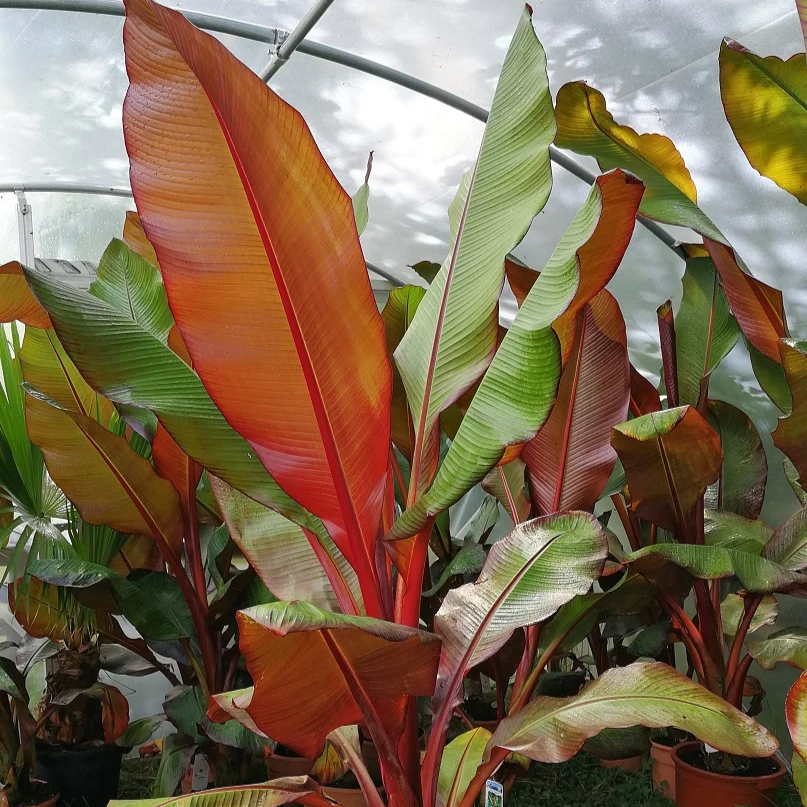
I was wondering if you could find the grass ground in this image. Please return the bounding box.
[118,753,802,804]
[117,756,160,799]
[508,753,801,807]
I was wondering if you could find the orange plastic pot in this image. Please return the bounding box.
[598,753,646,772]
[673,742,785,807]
[650,740,677,799]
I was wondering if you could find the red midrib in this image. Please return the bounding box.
[445,729,479,807]
[552,314,588,512]
[424,531,571,784]
[47,330,88,417]
[701,271,718,379]
[651,412,689,538]
[77,414,181,566]
[196,87,380,607]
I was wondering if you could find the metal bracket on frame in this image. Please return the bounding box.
[14,188,34,267]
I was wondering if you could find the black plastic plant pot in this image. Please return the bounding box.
[34,741,124,807]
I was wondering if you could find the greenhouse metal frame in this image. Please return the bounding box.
[0,0,686,280]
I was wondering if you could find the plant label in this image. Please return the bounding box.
[191,753,210,792]
[484,779,503,807]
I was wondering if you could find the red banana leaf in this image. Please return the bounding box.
[19,327,115,424]
[523,290,630,515]
[229,601,440,806]
[674,249,739,408]
[0,262,51,328]
[109,778,336,807]
[490,662,777,761]
[17,328,183,554]
[25,390,184,556]
[552,175,644,364]
[611,406,722,536]
[773,340,807,488]
[656,300,678,408]
[705,240,787,364]
[504,258,537,307]
[394,7,556,501]
[123,0,391,614]
[212,476,361,613]
[98,683,130,743]
[629,363,661,416]
[152,424,202,518]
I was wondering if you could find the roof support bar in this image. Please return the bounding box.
[258,0,338,82]
[0,182,404,286]
[0,182,132,197]
[0,0,686,260]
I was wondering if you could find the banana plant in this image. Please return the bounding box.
[0,322,66,582]
[1,1,794,806]
[527,8,807,789]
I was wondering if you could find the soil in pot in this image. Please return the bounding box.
[9,781,59,807]
[34,741,123,807]
[464,697,499,731]
[673,741,785,807]
[535,671,587,698]
[266,745,315,777]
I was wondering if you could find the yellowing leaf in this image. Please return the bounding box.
[554,82,724,242]
[437,728,492,807]
[491,662,777,761]
[720,39,807,205]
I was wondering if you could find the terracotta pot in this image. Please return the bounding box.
[673,741,785,807]
[599,753,646,772]
[322,786,369,807]
[650,740,677,800]
[266,753,315,778]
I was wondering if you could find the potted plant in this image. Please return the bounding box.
[7,548,139,807]
[0,650,58,807]
[6,3,790,807]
